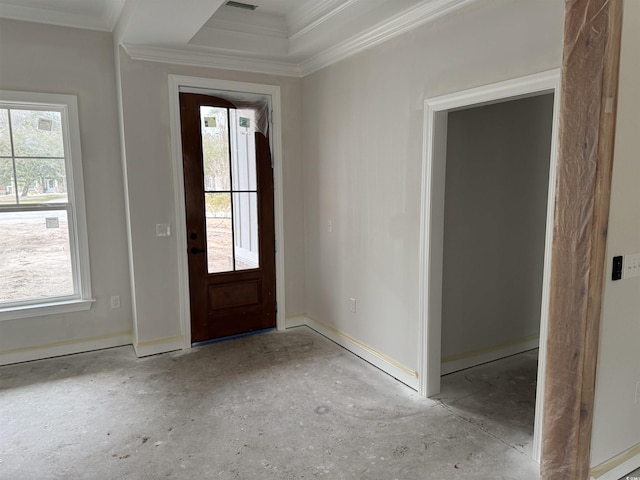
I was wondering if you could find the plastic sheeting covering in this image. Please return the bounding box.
[179,87,270,136]
[540,1,623,479]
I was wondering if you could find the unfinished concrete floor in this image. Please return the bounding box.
[1,327,540,479]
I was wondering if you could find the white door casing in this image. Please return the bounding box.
[168,75,286,347]
[418,69,561,464]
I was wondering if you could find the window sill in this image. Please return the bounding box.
[0,299,95,321]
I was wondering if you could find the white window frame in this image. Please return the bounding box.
[0,91,93,320]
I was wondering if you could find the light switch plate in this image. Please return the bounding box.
[623,253,640,279]
[156,224,171,237]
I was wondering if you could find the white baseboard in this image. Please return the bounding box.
[590,443,640,480]
[291,314,419,390]
[441,335,540,375]
[133,335,184,357]
[0,331,133,366]
[285,315,308,329]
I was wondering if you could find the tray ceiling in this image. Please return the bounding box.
[0,0,475,76]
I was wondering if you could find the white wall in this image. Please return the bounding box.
[117,50,305,347]
[441,95,554,360]
[590,0,640,472]
[302,0,564,371]
[0,19,133,359]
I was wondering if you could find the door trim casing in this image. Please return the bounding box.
[418,69,561,464]
[168,75,286,346]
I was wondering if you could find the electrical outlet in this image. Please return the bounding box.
[328,220,333,233]
[349,298,356,314]
[110,296,121,309]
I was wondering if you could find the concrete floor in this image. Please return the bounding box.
[0,327,541,479]
[435,348,539,459]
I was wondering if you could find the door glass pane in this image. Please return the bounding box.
[0,209,74,302]
[229,109,257,191]
[233,192,259,270]
[205,192,232,273]
[0,109,11,156]
[10,110,64,157]
[0,158,17,204]
[200,107,230,192]
[14,158,68,203]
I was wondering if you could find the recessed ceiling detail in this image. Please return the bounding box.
[0,0,477,76]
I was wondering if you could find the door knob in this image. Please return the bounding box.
[190,247,206,254]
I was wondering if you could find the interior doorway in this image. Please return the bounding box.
[418,70,561,463]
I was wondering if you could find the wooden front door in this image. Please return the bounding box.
[179,92,276,343]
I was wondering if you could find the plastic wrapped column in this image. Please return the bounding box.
[540,1,623,479]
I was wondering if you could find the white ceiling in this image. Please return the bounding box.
[0,0,475,76]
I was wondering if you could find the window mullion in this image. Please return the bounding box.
[0,204,70,214]
[6,108,19,205]
[227,108,237,271]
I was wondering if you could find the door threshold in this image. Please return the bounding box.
[191,327,276,348]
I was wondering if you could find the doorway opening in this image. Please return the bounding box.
[168,76,286,348]
[418,70,561,464]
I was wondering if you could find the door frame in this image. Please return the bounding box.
[418,69,561,463]
[168,75,286,347]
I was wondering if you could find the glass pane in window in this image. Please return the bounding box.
[0,209,74,303]
[0,158,17,205]
[14,158,68,203]
[230,109,257,191]
[201,107,230,192]
[205,192,232,274]
[233,192,259,271]
[0,109,11,156]
[10,110,64,158]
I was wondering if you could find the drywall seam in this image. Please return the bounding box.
[441,334,539,375]
[590,442,640,480]
[133,335,183,357]
[292,315,418,390]
[0,331,132,366]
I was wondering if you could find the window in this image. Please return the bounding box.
[0,91,92,320]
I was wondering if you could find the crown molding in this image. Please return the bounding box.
[287,0,345,36]
[299,0,476,76]
[123,44,303,77]
[123,0,476,79]
[288,0,358,41]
